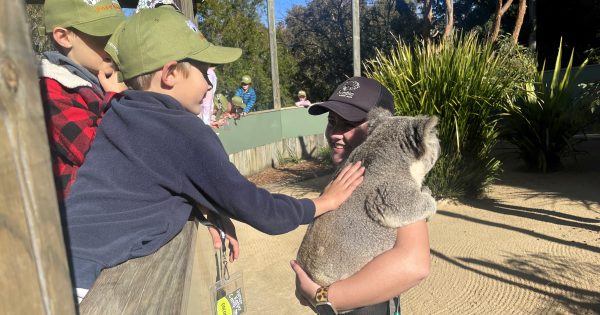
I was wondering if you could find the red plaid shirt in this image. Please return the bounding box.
[40,77,117,200]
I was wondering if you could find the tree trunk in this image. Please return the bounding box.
[528,0,537,51]
[512,0,527,44]
[0,0,77,314]
[443,0,454,39]
[422,0,433,41]
[489,0,514,42]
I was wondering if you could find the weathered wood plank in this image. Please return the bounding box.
[80,221,198,315]
[230,134,327,176]
[0,0,77,314]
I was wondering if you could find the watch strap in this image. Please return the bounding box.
[315,286,330,303]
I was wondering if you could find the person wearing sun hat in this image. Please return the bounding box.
[39,0,127,201]
[64,5,365,302]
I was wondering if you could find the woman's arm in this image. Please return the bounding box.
[292,220,431,311]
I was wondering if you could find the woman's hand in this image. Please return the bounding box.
[290,260,320,307]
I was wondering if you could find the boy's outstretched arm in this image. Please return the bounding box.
[312,161,364,217]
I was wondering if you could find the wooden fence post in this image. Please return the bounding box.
[0,1,76,314]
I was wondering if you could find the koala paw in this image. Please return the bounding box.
[421,185,432,195]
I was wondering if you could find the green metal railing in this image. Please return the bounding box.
[217,106,327,154]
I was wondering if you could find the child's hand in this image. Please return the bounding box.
[210,118,227,129]
[98,70,127,93]
[207,216,239,262]
[312,161,364,217]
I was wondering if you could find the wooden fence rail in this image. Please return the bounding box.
[0,0,76,314]
[2,1,199,314]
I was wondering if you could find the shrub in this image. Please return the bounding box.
[365,32,517,198]
[315,145,333,166]
[502,40,590,172]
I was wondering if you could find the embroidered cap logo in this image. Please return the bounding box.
[186,20,199,33]
[337,80,360,98]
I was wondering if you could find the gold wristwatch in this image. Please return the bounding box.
[315,286,337,315]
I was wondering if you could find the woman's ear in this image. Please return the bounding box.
[160,61,179,88]
[52,27,73,50]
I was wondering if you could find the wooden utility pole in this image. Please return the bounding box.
[267,0,281,109]
[174,0,194,20]
[352,0,361,76]
[0,0,76,314]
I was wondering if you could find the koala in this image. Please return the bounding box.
[296,107,440,286]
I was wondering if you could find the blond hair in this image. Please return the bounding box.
[126,62,192,90]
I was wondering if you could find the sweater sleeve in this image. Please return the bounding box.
[234,88,243,98]
[181,126,315,235]
[243,89,257,113]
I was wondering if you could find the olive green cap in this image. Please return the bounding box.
[106,6,242,80]
[241,75,252,84]
[298,90,307,97]
[44,0,124,37]
[231,96,245,109]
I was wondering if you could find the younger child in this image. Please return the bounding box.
[295,90,311,108]
[65,6,364,300]
[39,0,126,200]
[234,74,257,114]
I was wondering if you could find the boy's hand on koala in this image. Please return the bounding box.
[313,161,364,217]
[98,71,127,93]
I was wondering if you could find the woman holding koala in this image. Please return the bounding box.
[292,77,433,315]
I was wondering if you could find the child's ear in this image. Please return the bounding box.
[52,27,73,50]
[160,61,179,88]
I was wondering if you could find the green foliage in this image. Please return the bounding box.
[502,41,591,172]
[315,146,333,166]
[276,144,303,165]
[196,0,299,111]
[365,33,517,198]
[282,0,419,102]
[26,4,53,55]
[576,81,600,117]
[493,35,538,94]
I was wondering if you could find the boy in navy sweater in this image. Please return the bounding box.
[65,6,364,301]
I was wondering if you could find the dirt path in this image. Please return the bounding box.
[224,139,600,314]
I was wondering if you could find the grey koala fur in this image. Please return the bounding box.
[296,107,440,286]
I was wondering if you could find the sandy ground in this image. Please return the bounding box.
[189,139,600,315]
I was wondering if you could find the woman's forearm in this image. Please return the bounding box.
[327,220,431,311]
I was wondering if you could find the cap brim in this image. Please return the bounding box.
[72,15,126,37]
[308,100,368,122]
[189,44,242,64]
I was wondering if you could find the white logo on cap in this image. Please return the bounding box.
[83,0,101,5]
[107,42,118,55]
[337,80,360,98]
[186,20,199,33]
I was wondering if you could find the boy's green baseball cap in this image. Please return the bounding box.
[106,6,242,81]
[231,96,245,109]
[44,0,124,36]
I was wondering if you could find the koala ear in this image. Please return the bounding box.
[367,107,393,132]
[424,116,439,133]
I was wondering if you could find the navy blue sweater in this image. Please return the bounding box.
[65,90,315,289]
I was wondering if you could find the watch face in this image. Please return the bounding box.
[316,302,337,315]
